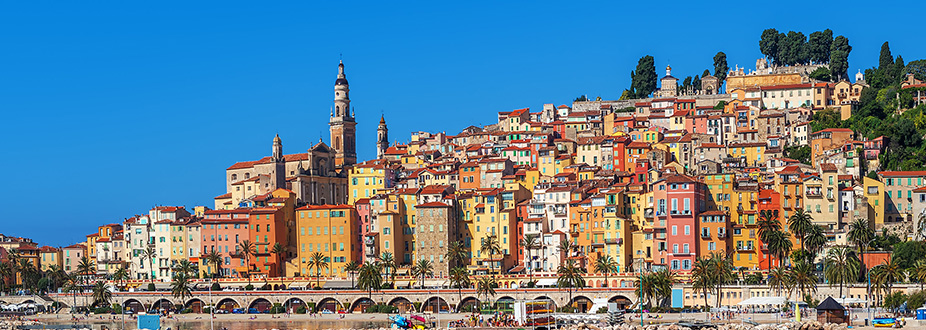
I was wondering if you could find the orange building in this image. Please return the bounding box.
[296,204,359,278]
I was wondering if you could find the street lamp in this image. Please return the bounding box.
[208,278,214,330]
[865,238,876,325]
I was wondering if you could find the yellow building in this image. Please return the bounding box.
[728,142,767,167]
[348,161,393,204]
[863,177,886,228]
[39,246,62,272]
[460,188,515,274]
[295,204,359,277]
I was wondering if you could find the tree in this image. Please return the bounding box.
[238,240,256,286]
[203,250,223,278]
[905,59,926,82]
[574,95,588,102]
[520,235,540,286]
[807,29,833,64]
[413,259,433,289]
[809,67,832,82]
[692,75,702,91]
[778,31,807,66]
[170,272,192,302]
[829,35,852,81]
[652,269,677,308]
[848,218,875,270]
[891,241,926,269]
[172,259,196,279]
[708,253,734,308]
[446,241,468,269]
[757,210,782,270]
[631,55,657,98]
[879,42,895,71]
[767,230,793,268]
[872,256,905,297]
[759,28,781,65]
[448,267,470,311]
[356,261,382,300]
[691,257,715,309]
[789,262,818,299]
[768,266,792,297]
[788,209,814,250]
[804,225,827,262]
[344,260,361,289]
[593,255,617,288]
[380,252,396,285]
[141,246,157,282]
[824,245,860,297]
[557,263,586,312]
[558,239,577,267]
[476,277,497,311]
[480,235,501,275]
[784,145,812,164]
[113,267,129,292]
[270,242,286,288]
[76,256,95,285]
[91,281,111,308]
[714,52,728,86]
[309,252,328,287]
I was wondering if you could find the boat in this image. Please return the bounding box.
[872,317,899,328]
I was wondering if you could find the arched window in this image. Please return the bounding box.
[244,173,250,180]
[335,106,340,116]
[231,174,238,181]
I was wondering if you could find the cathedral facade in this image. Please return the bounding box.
[216,61,360,209]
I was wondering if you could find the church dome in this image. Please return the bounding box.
[335,78,349,86]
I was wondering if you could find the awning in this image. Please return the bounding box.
[394,280,411,288]
[153,282,172,290]
[221,282,249,289]
[737,296,786,306]
[323,280,354,289]
[535,279,557,287]
[835,297,867,305]
[509,265,525,273]
[288,281,310,288]
[421,279,447,287]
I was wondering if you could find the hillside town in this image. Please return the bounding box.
[4,41,926,310]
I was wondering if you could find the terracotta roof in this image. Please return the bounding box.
[880,171,926,177]
[416,202,451,208]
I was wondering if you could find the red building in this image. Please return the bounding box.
[654,174,703,271]
[756,188,782,270]
[201,209,251,277]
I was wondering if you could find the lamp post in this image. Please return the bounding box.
[865,238,876,325]
[209,278,214,330]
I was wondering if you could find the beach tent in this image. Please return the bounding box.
[816,297,847,324]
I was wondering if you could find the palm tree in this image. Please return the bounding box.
[557,263,586,312]
[203,250,223,278]
[872,256,904,298]
[476,277,496,311]
[446,241,468,268]
[170,272,192,303]
[768,266,791,297]
[915,211,926,241]
[379,252,396,285]
[356,261,382,300]
[691,257,714,309]
[594,255,618,288]
[0,262,11,294]
[652,269,677,308]
[448,267,470,311]
[238,240,256,286]
[788,209,813,250]
[708,253,734,308]
[635,273,655,308]
[344,260,361,289]
[172,259,196,279]
[804,225,827,263]
[76,256,95,284]
[520,234,540,285]
[270,242,287,288]
[789,262,817,299]
[757,210,782,270]
[91,281,112,308]
[824,245,860,297]
[480,235,501,275]
[766,230,793,267]
[911,259,926,290]
[113,267,129,292]
[141,246,157,282]
[309,252,328,287]
[414,259,434,289]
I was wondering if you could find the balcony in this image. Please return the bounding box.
[718,232,727,238]
[604,238,622,245]
[700,232,711,239]
[644,208,654,219]
[737,246,753,252]
[805,190,822,197]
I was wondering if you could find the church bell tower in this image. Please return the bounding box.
[377,115,388,159]
[271,134,285,189]
[330,60,357,167]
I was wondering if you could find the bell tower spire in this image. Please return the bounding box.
[377,115,388,159]
[330,60,356,167]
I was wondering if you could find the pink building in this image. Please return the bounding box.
[202,209,251,277]
[354,199,375,263]
[653,174,703,271]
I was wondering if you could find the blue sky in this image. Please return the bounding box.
[1,1,923,246]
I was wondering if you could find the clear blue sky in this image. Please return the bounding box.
[1,1,923,247]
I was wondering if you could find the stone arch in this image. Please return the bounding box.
[387,297,414,313]
[421,296,449,313]
[215,298,240,312]
[458,296,479,313]
[122,299,144,313]
[569,295,593,313]
[248,298,272,313]
[494,296,515,311]
[185,298,205,313]
[534,296,557,310]
[609,295,633,310]
[350,297,375,313]
[151,299,174,312]
[316,297,341,313]
[283,297,306,313]
[611,279,619,288]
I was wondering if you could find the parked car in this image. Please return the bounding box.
[232,308,245,314]
[248,308,259,314]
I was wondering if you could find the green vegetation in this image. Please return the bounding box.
[758,28,850,80]
[783,145,811,164]
[629,55,657,98]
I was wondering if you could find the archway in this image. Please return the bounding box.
[458,297,479,313]
[534,296,557,310]
[151,299,174,312]
[122,299,144,313]
[387,297,414,313]
[248,298,272,313]
[351,297,375,313]
[612,279,619,288]
[185,299,204,313]
[569,296,593,313]
[284,298,307,314]
[494,296,515,313]
[316,297,341,313]
[216,298,239,312]
[421,296,449,313]
[608,295,632,310]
